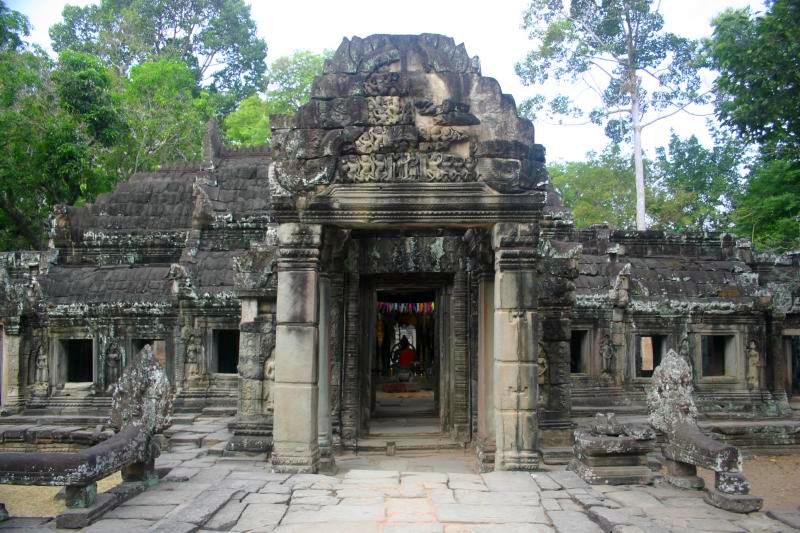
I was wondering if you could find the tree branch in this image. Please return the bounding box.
[640,94,713,129]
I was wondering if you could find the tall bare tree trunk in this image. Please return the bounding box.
[631,82,647,230]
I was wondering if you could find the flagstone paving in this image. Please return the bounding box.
[0,417,794,532]
[74,465,791,532]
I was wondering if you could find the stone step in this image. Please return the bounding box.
[540,446,574,465]
[171,414,199,425]
[355,434,463,452]
[201,406,238,417]
[168,432,204,448]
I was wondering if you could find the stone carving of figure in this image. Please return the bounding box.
[601,335,616,375]
[537,343,548,385]
[746,340,764,390]
[677,334,695,376]
[105,340,122,392]
[34,347,48,385]
[184,333,201,378]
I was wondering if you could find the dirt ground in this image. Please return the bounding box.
[0,471,121,517]
[698,455,800,510]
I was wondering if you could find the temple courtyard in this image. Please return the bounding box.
[0,415,797,532]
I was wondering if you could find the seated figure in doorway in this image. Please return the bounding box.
[397,336,417,382]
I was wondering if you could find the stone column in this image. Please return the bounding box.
[476,274,496,471]
[271,223,322,473]
[2,323,23,410]
[317,273,334,470]
[491,223,540,471]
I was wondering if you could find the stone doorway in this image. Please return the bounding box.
[370,287,439,437]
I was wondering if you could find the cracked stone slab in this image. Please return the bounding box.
[282,503,385,524]
[454,489,540,505]
[105,504,176,520]
[444,524,555,532]
[274,523,379,533]
[435,504,550,524]
[83,518,155,533]
[482,471,540,492]
[547,510,604,533]
[547,471,590,489]
[605,491,664,509]
[155,487,237,526]
[531,474,562,491]
[243,491,291,504]
[204,501,246,530]
[231,503,288,531]
[766,508,800,529]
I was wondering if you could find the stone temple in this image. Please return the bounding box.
[1,34,799,475]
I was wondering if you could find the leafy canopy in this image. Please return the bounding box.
[224,50,328,146]
[707,0,800,158]
[707,0,800,250]
[648,129,745,232]
[49,0,267,102]
[0,44,125,249]
[549,145,636,229]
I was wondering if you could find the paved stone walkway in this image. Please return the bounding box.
[0,416,794,531]
[77,462,792,532]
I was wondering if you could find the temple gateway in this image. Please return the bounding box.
[1,34,798,474]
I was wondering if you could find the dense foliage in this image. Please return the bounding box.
[707,0,800,250]
[224,50,328,146]
[49,0,267,106]
[549,146,636,229]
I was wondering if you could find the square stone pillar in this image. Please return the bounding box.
[2,323,23,410]
[271,223,323,473]
[317,273,334,470]
[491,223,540,471]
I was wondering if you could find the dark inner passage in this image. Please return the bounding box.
[215,330,240,374]
[372,289,437,430]
[64,339,93,383]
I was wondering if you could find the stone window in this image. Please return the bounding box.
[570,330,589,374]
[636,335,666,378]
[701,335,735,377]
[63,339,93,383]
[213,330,240,374]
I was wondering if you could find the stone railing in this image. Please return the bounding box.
[0,344,173,528]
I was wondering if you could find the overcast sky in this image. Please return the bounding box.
[10,0,764,162]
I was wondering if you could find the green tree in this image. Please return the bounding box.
[50,0,267,102]
[549,145,636,229]
[648,129,745,232]
[0,44,124,248]
[224,50,327,146]
[118,59,216,175]
[707,0,800,250]
[707,0,800,158]
[733,158,800,250]
[0,0,29,51]
[224,94,269,146]
[517,0,709,230]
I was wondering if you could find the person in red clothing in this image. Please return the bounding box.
[398,335,416,369]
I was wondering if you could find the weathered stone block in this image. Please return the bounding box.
[273,383,318,444]
[495,271,538,309]
[492,310,536,362]
[494,362,537,410]
[275,325,319,384]
[276,270,319,324]
[703,489,763,514]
